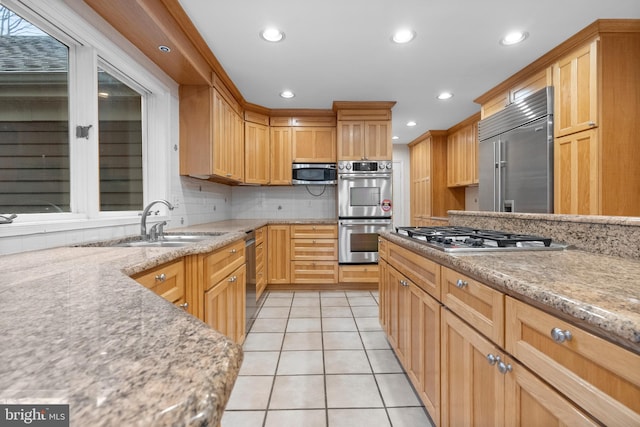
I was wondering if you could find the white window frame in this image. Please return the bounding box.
[0,0,175,238]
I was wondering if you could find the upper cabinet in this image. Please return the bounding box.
[269,126,292,185]
[480,68,552,119]
[334,102,396,161]
[447,113,480,187]
[292,127,336,163]
[244,111,270,185]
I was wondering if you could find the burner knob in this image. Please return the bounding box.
[443,238,452,245]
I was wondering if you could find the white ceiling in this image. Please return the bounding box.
[177,0,640,145]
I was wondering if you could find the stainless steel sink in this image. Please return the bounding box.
[112,233,223,247]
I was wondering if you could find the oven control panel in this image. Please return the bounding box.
[338,160,392,173]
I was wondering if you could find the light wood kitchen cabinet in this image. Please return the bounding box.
[179,85,244,183]
[506,297,640,426]
[447,113,480,187]
[409,131,464,225]
[205,263,246,345]
[378,258,389,331]
[290,224,337,239]
[338,264,378,284]
[292,127,336,163]
[386,264,409,363]
[553,41,598,138]
[244,120,270,185]
[269,127,292,185]
[386,240,440,300]
[255,226,267,300]
[267,225,291,284]
[337,120,392,161]
[479,68,552,119]
[290,224,338,284]
[132,258,187,310]
[553,129,599,215]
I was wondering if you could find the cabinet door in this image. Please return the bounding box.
[270,127,292,185]
[337,121,365,160]
[230,110,245,182]
[553,40,598,137]
[292,127,336,162]
[506,297,640,426]
[408,283,441,426]
[204,264,246,344]
[212,89,228,178]
[504,356,599,427]
[441,308,505,427]
[364,121,392,160]
[378,258,389,332]
[133,259,185,307]
[386,265,408,363]
[267,225,291,284]
[553,129,599,215]
[245,121,270,184]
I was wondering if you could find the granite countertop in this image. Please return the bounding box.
[0,218,333,426]
[381,231,640,354]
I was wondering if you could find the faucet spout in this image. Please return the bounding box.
[140,200,174,239]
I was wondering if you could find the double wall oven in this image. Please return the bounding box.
[338,160,393,263]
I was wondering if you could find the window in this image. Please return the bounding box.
[0,6,70,213]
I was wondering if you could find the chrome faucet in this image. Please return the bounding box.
[0,214,17,224]
[140,200,174,239]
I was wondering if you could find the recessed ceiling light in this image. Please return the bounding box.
[158,45,171,53]
[500,31,529,46]
[392,29,416,44]
[280,90,295,99]
[261,28,285,42]
[406,121,417,127]
[437,92,453,100]
[392,136,399,140]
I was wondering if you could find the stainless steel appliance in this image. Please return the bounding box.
[338,160,393,263]
[395,226,567,253]
[244,229,265,332]
[478,87,554,213]
[292,163,337,185]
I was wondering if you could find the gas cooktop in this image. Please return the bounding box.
[394,226,567,253]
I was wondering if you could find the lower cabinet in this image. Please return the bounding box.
[204,264,246,345]
[255,226,267,300]
[132,258,188,311]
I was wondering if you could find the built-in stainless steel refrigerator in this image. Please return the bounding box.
[478,87,554,213]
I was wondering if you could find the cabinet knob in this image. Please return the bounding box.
[550,327,573,343]
[228,275,237,282]
[588,121,596,127]
[179,302,188,310]
[155,273,166,282]
[497,360,513,374]
[456,279,468,289]
[399,280,409,287]
[486,353,500,365]
[230,249,237,254]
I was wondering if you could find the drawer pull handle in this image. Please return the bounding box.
[550,327,573,343]
[497,360,513,374]
[179,302,188,310]
[487,353,500,365]
[155,273,166,282]
[230,249,237,254]
[588,121,596,127]
[456,279,468,288]
[228,276,237,282]
[399,279,409,287]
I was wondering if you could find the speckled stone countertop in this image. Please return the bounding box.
[0,218,334,426]
[380,227,640,354]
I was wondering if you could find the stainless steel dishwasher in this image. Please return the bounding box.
[244,230,258,332]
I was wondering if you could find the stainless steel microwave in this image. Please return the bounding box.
[292,163,337,185]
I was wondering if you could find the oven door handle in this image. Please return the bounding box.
[340,221,392,226]
[339,174,392,180]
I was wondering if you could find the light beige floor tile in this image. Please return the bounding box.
[320,297,349,307]
[360,331,391,349]
[355,317,383,331]
[351,306,380,318]
[321,306,353,318]
[287,317,322,332]
[387,407,434,427]
[243,332,284,351]
[345,290,374,297]
[221,410,265,427]
[262,297,293,307]
[366,349,404,373]
[289,306,321,318]
[323,332,364,350]
[324,350,371,374]
[282,332,323,350]
[292,298,321,307]
[348,296,378,306]
[326,374,384,408]
[264,409,326,427]
[257,307,291,318]
[294,291,320,298]
[328,409,391,427]
[322,317,358,332]
[239,351,280,376]
[277,350,324,375]
[319,290,346,297]
[251,318,288,333]
[375,373,421,407]
[225,376,273,410]
[269,375,326,409]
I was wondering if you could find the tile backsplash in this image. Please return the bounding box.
[231,185,336,219]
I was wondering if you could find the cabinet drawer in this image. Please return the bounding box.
[387,241,440,300]
[378,237,388,259]
[204,239,245,291]
[339,264,378,283]
[291,261,338,283]
[255,226,266,245]
[505,297,640,425]
[441,267,504,346]
[291,238,338,260]
[291,224,338,239]
[133,259,185,304]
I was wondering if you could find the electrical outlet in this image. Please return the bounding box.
[172,195,180,208]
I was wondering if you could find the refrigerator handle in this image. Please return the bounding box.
[494,139,500,211]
